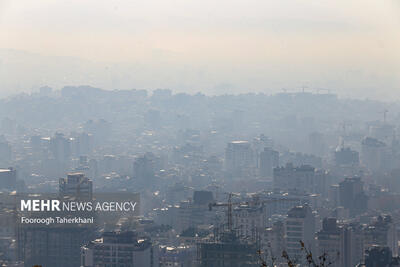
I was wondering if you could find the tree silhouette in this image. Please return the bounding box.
[258,241,339,267]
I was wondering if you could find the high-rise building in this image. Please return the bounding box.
[341,223,364,267]
[178,191,214,232]
[232,203,265,241]
[260,192,305,218]
[50,133,71,162]
[280,151,322,169]
[225,141,254,178]
[263,221,285,263]
[176,198,214,233]
[329,184,340,208]
[70,132,93,157]
[259,147,279,178]
[59,172,93,200]
[369,123,395,143]
[364,246,400,267]
[159,245,196,267]
[361,137,390,172]
[198,231,259,267]
[81,231,159,267]
[274,163,314,194]
[335,147,359,166]
[17,223,95,267]
[285,205,315,261]
[316,218,341,267]
[133,153,157,183]
[252,134,273,169]
[339,177,368,216]
[316,217,396,266]
[0,168,16,191]
[273,163,329,195]
[364,215,398,257]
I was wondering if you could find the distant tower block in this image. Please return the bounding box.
[59,172,93,200]
[259,147,279,178]
[225,141,254,178]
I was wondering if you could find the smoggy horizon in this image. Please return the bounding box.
[0,0,399,100]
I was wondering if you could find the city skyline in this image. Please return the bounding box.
[1,1,400,266]
[0,0,399,99]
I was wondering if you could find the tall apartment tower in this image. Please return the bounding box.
[198,231,259,267]
[316,218,341,267]
[334,147,359,166]
[232,204,265,241]
[225,141,254,178]
[361,137,390,172]
[285,205,316,261]
[263,221,285,262]
[50,133,71,162]
[273,163,325,194]
[17,223,95,267]
[133,153,156,181]
[364,215,398,257]
[317,219,366,267]
[341,223,365,267]
[81,231,159,267]
[259,147,279,178]
[339,176,367,216]
[59,172,93,200]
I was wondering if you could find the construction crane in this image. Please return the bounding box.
[209,193,299,231]
[208,193,237,231]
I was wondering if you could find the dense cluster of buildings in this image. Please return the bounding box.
[0,88,400,266]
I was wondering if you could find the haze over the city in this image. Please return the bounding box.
[3,2,400,266]
[1,0,399,100]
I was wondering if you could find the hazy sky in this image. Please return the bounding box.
[0,0,399,99]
